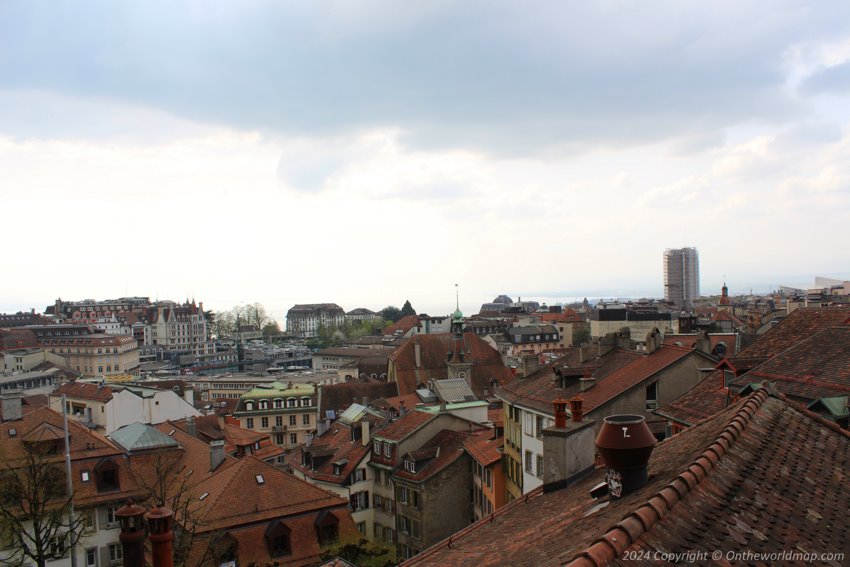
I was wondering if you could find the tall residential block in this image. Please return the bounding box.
[663,247,700,307]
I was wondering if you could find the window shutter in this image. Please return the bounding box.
[349,494,356,510]
[364,491,369,509]
[96,506,107,530]
[100,546,110,566]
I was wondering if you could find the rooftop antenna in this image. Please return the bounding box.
[455,283,459,310]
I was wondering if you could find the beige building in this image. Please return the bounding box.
[233,382,319,450]
[39,334,139,377]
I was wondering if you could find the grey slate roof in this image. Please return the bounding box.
[433,378,476,403]
[110,422,179,452]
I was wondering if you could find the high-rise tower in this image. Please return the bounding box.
[663,247,700,307]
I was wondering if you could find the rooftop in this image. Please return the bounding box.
[403,387,850,566]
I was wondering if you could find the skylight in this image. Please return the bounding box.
[256,474,265,485]
[199,492,209,501]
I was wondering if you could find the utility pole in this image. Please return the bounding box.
[62,394,78,567]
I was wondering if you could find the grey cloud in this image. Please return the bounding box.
[801,61,850,95]
[2,1,849,154]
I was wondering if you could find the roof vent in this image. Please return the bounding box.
[595,414,657,499]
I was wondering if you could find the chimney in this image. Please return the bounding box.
[414,340,421,368]
[569,395,583,422]
[305,432,314,448]
[210,440,226,471]
[439,401,447,413]
[521,354,540,378]
[361,419,371,446]
[542,412,596,493]
[185,415,196,437]
[594,414,657,499]
[116,500,147,567]
[362,396,368,407]
[644,328,660,354]
[579,373,595,392]
[553,399,568,428]
[695,330,711,354]
[1,388,23,422]
[399,400,407,417]
[145,505,175,567]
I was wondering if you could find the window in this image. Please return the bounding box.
[246,418,254,429]
[412,490,420,510]
[645,381,658,409]
[384,443,392,458]
[276,434,284,444]
[525,450,533,473]
[276,416,283,427]
[261,417,269,428]
[274,399,283,408]
[95,460,120,492]
[302,414,310,425]
[404,460,416,473]
[287,398,297,408]
[523,411,533,435]
[301,397,312,407]
[81,470,90,482]
[265,521,291,557]
[536,455,544,479]
[106,505,117,526]
[85,547,97,567]
[398,486,409,505]
[356,522,366,535]
[290,433,297,445]
[353,468,367,482]
[374,522,383,540]
[108,543,123,563]
[723,370,735,388]
[351,491,370,511]
[82,509,95,532]
[373,440,382,454]
[399,515,420,538]
[536,415,545,439]
[289,415,297,426]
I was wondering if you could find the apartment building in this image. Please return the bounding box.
[233,381,319,450]
[286,303,346,338]
[38,332,140,378]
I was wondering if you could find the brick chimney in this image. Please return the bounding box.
[414,339,421,368]
[568,395,583,422]
[145,504,175,567]
[553,399,568,428]
[595,414,657,499]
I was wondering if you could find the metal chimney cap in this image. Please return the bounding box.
[602,414,645,426]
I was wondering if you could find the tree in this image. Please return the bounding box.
[210,303,279,340]
[400,300,416,318]
[380,306,402,323]
[320,536,396,567]
[127,450,230,567]
[262,321,281,338]
[0,441,85,567]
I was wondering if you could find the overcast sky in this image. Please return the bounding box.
[3,1,850,321]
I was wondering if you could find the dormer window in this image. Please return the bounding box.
[301,397,312,407]
[94,459,120,492]
[265,521,291,557]
[274,399,283,408]
[404,460,416,474]
[245,401,254,411]
[384,443,392,458]
[287,398,297,408]
[373,440,382,455]
[259,400,269,410]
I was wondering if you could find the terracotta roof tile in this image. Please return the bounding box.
[401,387,850,567]
[373,409,436,441]
[52,381,114,402]
[389,333,513,396]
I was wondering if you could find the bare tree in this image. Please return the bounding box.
[0,442,85,567]
[127,450,232,567]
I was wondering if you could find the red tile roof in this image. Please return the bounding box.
[372,409,436,441]
[395,428,486,482]
[655,370,733,426]
[732,325,850,401]
[402,387,850,566]
[578,346,695,413]
[734,306,850,359]
[497,348,641,415]
[464,430,503,467]
[383,315,421,336]
[288,422,372,484]
[319,379,399,416]
[52,381,114,402]
[390,333,513,396]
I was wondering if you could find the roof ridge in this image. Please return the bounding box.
[564,387,771,567]
[776,390,850,440]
